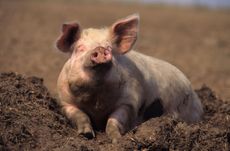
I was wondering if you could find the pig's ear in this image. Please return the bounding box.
[56,22,81,52]
[111,14,139,54]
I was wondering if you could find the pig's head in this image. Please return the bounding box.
[56,14,139,94]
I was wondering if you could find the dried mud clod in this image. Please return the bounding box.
[0,72,229,151]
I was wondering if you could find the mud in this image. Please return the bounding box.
[0,72,229,151]
[1,0,230,100]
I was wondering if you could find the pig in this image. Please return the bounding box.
[55,14,203,143]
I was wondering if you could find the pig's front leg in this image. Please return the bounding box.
[106,104,134,143]
[62,104,95,139]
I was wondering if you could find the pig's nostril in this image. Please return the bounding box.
[92,52,98,58]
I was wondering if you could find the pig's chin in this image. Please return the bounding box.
[69,62,112,97]
[85,61,112,76]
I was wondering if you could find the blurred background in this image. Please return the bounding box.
[0,0,229,100]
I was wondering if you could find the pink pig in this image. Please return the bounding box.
[56,14,203,143]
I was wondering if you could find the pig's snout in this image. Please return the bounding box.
[90,46,112,65]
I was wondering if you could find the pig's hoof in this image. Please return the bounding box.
[82,131,95,139]
[106,120,122,143]
[78,125,95,139]
[109,133,121,144]
[111,138,119,144]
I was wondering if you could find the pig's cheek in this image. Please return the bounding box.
[68,53,92,83]
[60,82,75,102]
[73,62,92,82]
[79,70,92,82]
[68,61,82,79]
[68,68,91,83]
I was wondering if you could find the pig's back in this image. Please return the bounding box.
[124,50,192,108]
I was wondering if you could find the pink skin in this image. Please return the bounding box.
[57,72,95,138]
[63,104,95,138]
[58,48,130,142]
[91,46,112,64]
[77,44,86,52]
[56,14,203,144]
[58,64,125,141]
[56,15,140,143]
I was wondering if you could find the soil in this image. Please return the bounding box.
[0,0,230,100]
[0,72,229,151]
[0,0,230,150]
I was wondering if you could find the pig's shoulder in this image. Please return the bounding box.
[124,50,190,87]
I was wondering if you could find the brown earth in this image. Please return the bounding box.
[0,0,230,150]
[0,72,229,151]
[0,0,230,100]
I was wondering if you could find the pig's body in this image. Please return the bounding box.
[56,14,203,143]
[57,50,202,130]
[124,51,202,123]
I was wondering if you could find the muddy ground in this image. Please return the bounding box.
[0,0,230,151]
[0,0,230,100]
[0,72,229,151]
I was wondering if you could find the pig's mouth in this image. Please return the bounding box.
[85,61,112,75]
[91,61,112,73]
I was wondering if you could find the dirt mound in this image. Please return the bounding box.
[0,72,229,151]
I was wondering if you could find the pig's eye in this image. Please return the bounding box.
[77,45,85,51]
